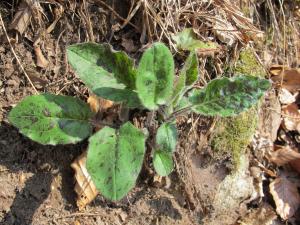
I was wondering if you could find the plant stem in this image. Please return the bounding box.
[165,105,193,122]
[89,119,119,129]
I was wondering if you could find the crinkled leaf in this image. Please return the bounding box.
[189,75,271,117]
[136,42,174,110]
[270,177,300,220]
[86,122,146,201]
[156,122,178,153]
[67,43,140,107]
[8,94,93,145]
[270,145,300,166]
[172,51,198,107]
[173,28,217,51]
[153,150,173,176]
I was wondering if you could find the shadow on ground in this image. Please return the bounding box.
[0,122,85,225]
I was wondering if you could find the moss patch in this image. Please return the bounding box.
[235,48,265,78]
[211,48,266,169]
[212,107,258,168]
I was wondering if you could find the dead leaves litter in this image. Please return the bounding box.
[269,145,300,166]
[281,103,300,133]
[71,151,98,210]
[271,68,300,92]
[269,177,300,220]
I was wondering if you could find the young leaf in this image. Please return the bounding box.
[8,94,93,145]
[189,75,271,117]
[153,150,173,176]
[156,122,178,153]
[86,122,146,201]
[67,43,140,107]
[172,28,217,51]
[172,51,199,106]
[136,42,174,110]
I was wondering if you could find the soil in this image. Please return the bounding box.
[0,1,283,225]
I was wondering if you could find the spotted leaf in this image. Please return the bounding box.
[136,43,174,110]
[189,75,271,117]
[67,43,140,108]
[8,94,93,145]
[86,122,146,201]
[172,51,198,107]
[156,122,178,153]
[153,150,173,176]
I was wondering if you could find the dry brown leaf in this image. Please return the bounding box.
[269,177,300,220]
[278,89,297,105]
[269,65,289,76]
[281,103,300,132]
[87,95,114,113]
[290,159,300,175]
[34,46,49,68]
[71,151,98,210]
[9,0,32,34]
[269,145,300,166]
[271,69,300,92]
[121,38,138,53]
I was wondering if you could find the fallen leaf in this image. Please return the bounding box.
[269,65,289,76]
[25,67,48,89]
[290,159,300,174]
[214,18,237,46]
[281,103,300,132]
[34,46,49,68]
[121,38,138,53]
[278,88,297,105]
[271,68,300,92]
[269,145,300,166]
[87,95,114,113]
[9,0,32,34]
[269,177,300,220]
[71,151,98,210]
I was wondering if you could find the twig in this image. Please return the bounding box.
[91,0,140,31]
[165,105,193,122]
[0,12,39,94]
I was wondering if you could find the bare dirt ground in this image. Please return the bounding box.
[0,0,299,225]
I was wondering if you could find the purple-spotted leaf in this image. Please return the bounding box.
[172,51,198,107]
[67,43,140,108]
[153,150,173,176]
[8,94,93,145]
[86,122,146,201]
[156,122,178,153]
[136,43,174,110]
[189,75,271,117]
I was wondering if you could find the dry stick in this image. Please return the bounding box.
[91,0,140,31]
[0,12,39,94]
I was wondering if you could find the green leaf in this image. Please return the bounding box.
[156,122,178,153]
[174,96,190,111]
[86,122,146,201]
[153,150,173,176]
[8,94,93,145]
[67,43,140,107]
[136,43,174,110]
[172,51,199,107]
[173,28,217,51]
[189,75,271,117]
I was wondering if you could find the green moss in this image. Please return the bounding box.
[235,48,266,78]
[212,48,265,169]
[212,107,258,168]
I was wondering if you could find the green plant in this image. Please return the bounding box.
[8,30,270,201]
